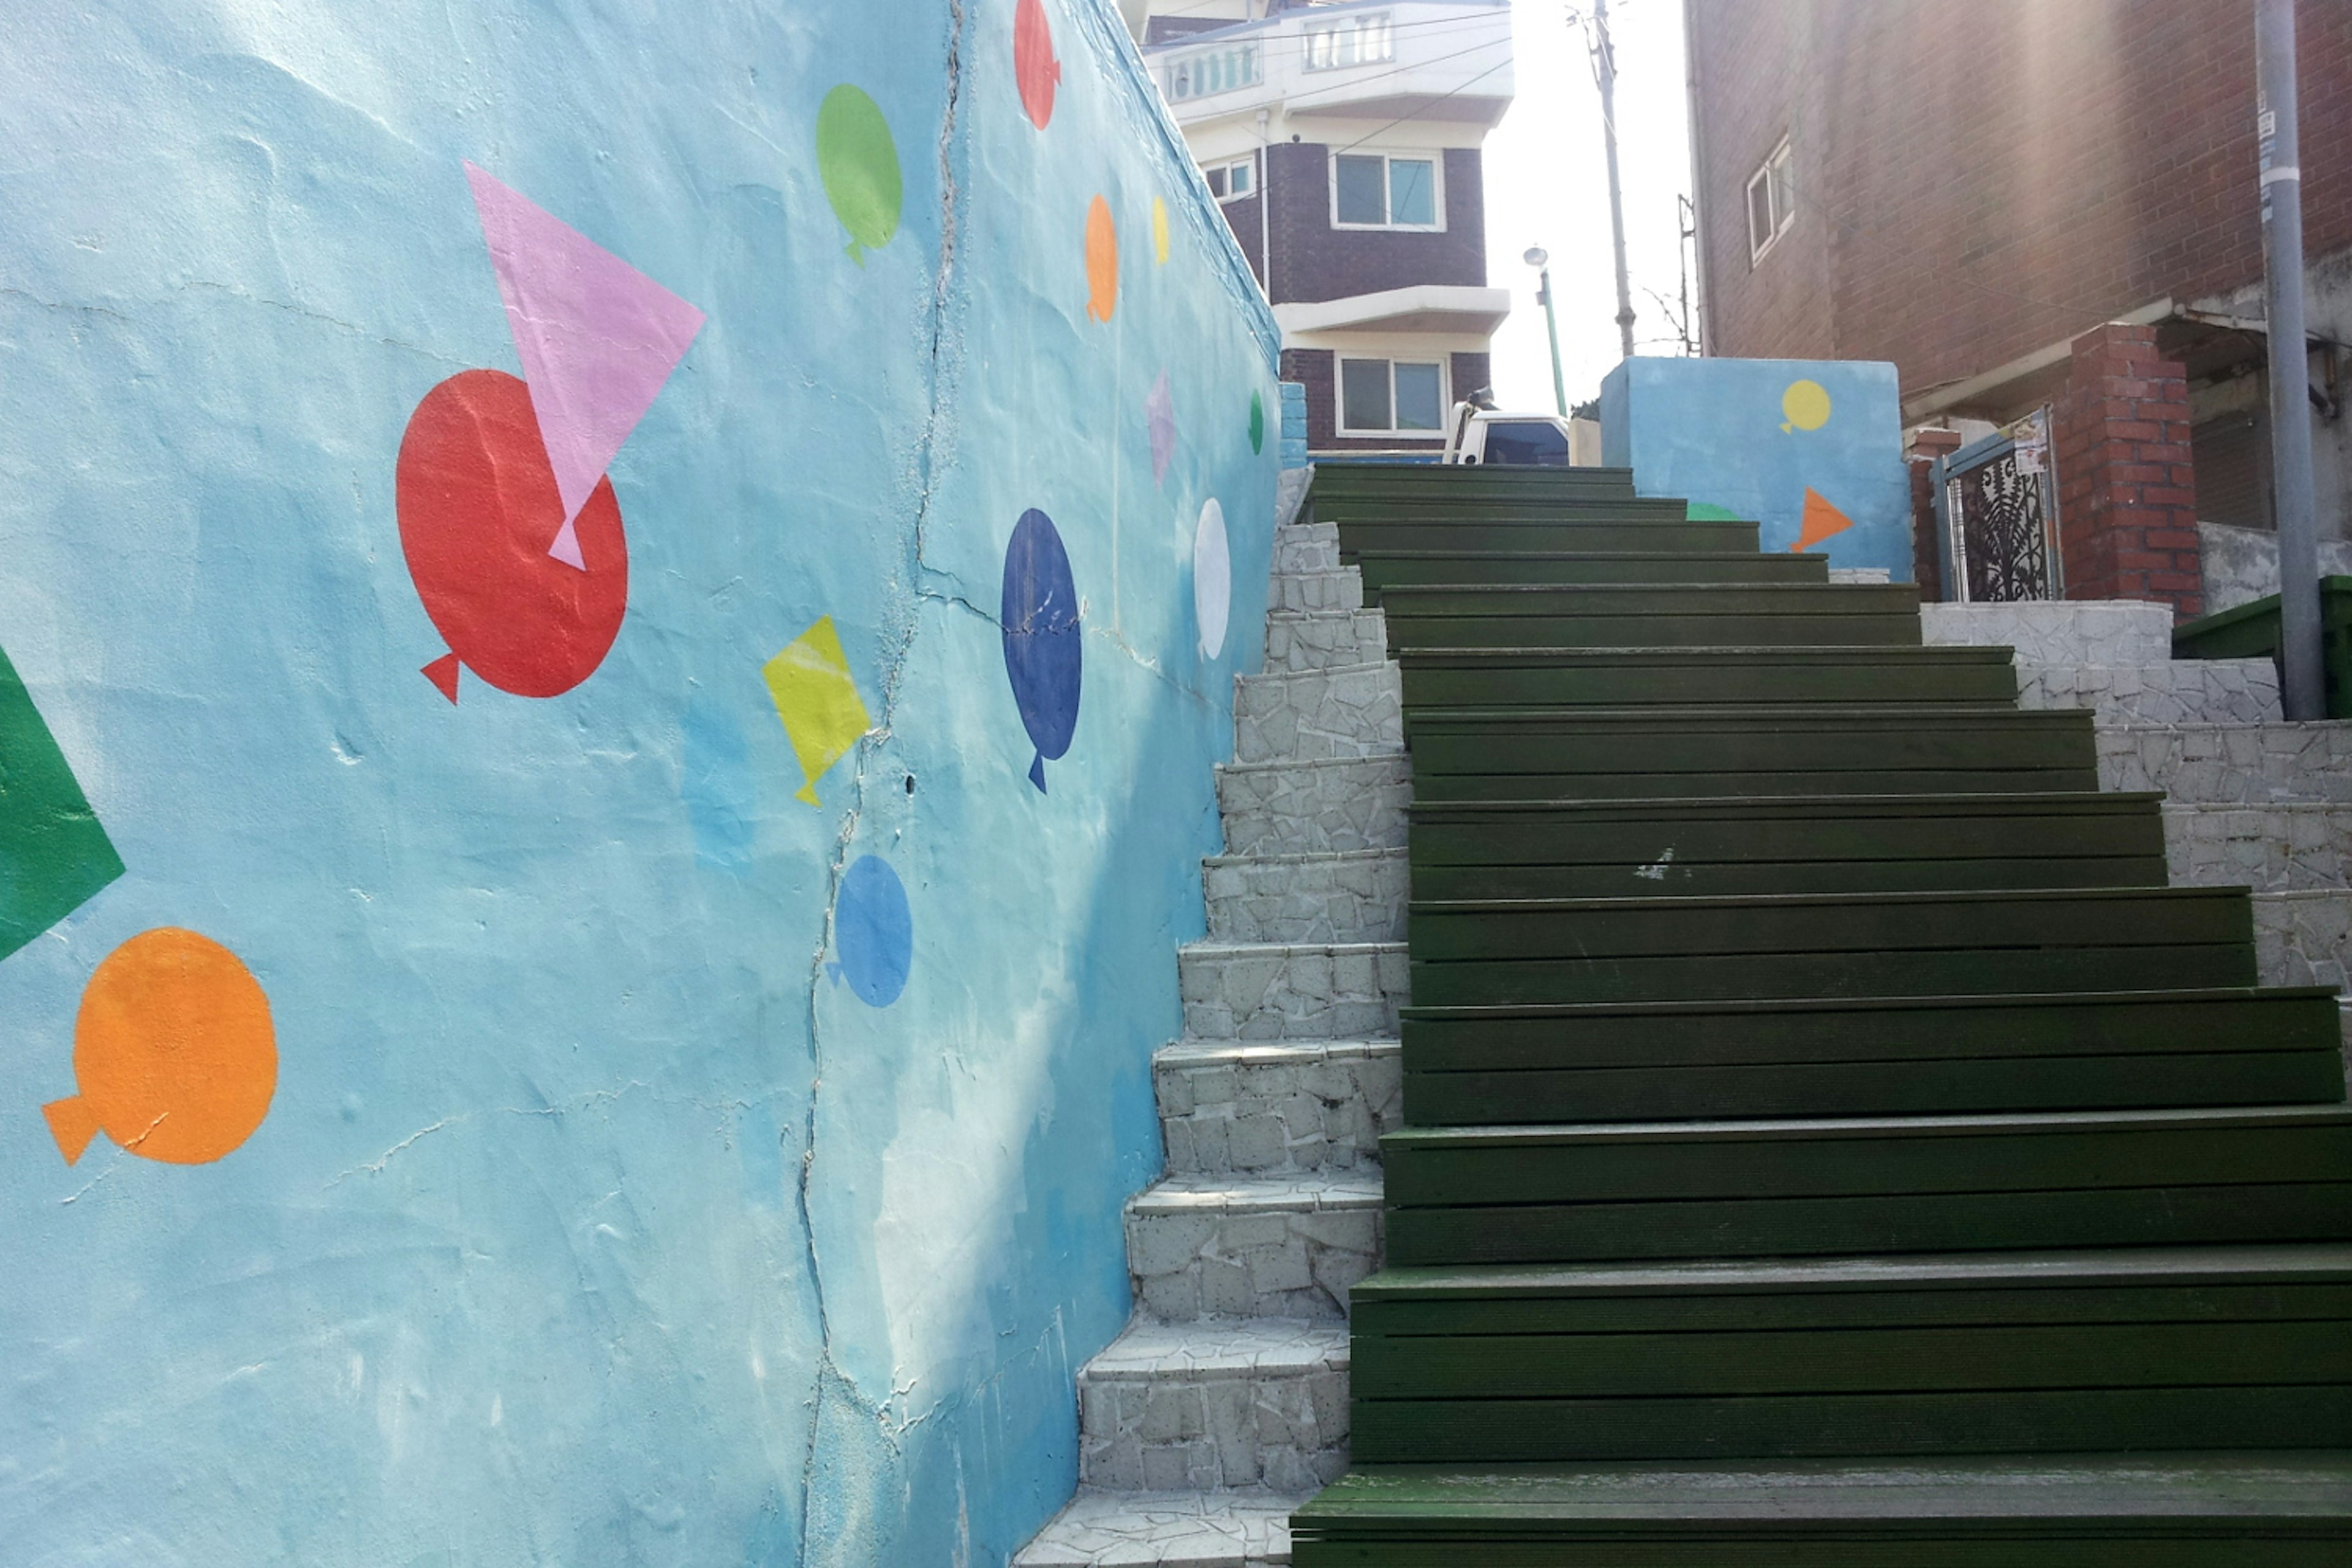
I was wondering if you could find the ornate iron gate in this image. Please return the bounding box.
[1933,410,2064,602]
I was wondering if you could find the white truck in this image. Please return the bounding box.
[1439,392,1603,467]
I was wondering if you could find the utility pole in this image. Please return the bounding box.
[2258,0,2323,718]
[1591,0,1637,361]
[1526,246,1569,416]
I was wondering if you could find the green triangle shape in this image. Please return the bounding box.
[0,641,123,962]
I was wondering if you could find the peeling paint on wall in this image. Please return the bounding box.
[0,0,1279,1561]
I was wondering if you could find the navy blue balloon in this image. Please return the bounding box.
[1001,508,1082,792]
[835,855,912,1008]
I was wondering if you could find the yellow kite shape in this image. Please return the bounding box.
[763,616,873,807]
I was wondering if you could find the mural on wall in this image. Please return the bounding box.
[0,0,1282,1562]
[1250,389,1265,455]
[763,617,876,808]
[832,855,913,1008]
[818,85,905,265]
[41,928,276,1166]
[1014,0,1061,130]
[0,643,123,963]
[1599,357,1913,581]
[1002,508,1084,793]
[398,168,705,702]
[1085,195,1120,322]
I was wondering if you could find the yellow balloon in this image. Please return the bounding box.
[1782,379,1831,432]
[1152,197,1170,265]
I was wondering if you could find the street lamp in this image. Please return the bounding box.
[1525,246,1568,417]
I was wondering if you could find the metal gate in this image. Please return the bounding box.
[1932,409,2064,602]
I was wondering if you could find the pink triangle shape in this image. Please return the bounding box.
[465,163,707,556]
[548,516,586,570]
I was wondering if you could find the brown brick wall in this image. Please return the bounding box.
[1214,190,1265,285]
[1690,0,2352,393]
[2052,323,2204,615]
[1265,144,1487,305]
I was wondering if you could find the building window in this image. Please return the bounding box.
[1331,153,1441,229]
[1167,43,1262,102]
[1203,156,1256,202]
[1339,358,1446,434]
[1746,138,1795,262]
[1304,10,1393,70]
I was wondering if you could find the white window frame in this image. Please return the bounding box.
[1203,155,1257,204]
[1328,150,1446,232]
[1303,10,1394,71]
[1166,41,1263,103]
[1746,137,1796,263]
[1336,355,1451,437]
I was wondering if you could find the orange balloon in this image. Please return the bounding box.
[1085,195,1118,323]
[42,928,276,1166]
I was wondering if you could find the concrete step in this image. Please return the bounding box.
[1269,568,1362,614]
[1013,1489,1300,1567]
[1216,755,1411,856]
[1155,1038,1402,1175]
[1263,608,1388,672]
[1273,521,1340,574]
[2255,889,2352,990]
[1204,847,1408,944]
[2100,721,2352,803]
[1179,941,1409,1041]
[1077,1318,1350,1494]
[1233,661,1404,763]
[2019,658,2282,726]
[2166,802,2352,891]
[1921,599,2176,665]
[1127,1172,1384,1322]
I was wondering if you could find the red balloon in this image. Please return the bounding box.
[1015,0,1061,130]
[395,370,629,700]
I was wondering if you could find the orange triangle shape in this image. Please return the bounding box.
[422,653,462,704]
[1792,486,1855,552]
[43,1096,99,1164]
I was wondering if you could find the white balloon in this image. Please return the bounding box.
[1193,498,1231,659]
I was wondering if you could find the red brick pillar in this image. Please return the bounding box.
[2051,323,2203,617]
[1908,428,1964,602]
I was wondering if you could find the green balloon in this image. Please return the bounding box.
[818,85,902,266]
[1250,390,1265,454]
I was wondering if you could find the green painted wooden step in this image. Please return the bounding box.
[1381,1106,2352,1265]
[1310,466,1640,505]
[1409,886,2256,1008]
[1401,987,2349,1123]
[1293,1453,2352,1565]
[1345,1248,2352,1466]
[1357,550,1830,595]
[1381,582,1921,648]
[1396,647,2019,710]
[1407,707,2100,801]
[1408,793,2168,899]
[1333,517,1764,556]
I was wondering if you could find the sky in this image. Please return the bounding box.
[1479,0,1696,413]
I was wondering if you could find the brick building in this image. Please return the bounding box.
[1124,0,1513,453]
[1684,0,2352,612]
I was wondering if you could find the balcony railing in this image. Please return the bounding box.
[1167,42,1263,102]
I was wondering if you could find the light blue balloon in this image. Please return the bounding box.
[835,854,911,1008]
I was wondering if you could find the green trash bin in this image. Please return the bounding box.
[2172,575,2352,718]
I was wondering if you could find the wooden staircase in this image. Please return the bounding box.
[1287,463,2352,1564]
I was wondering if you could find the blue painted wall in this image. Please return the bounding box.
[1600,357,1914,581]
[0,2,1280,1562]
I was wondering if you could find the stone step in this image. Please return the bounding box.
[1233,660,1403,763]
[1204,848,1408,944]
[2167,803,2352,891]
[2255,889,2352,990]
[1077,1318,1350,1494]
[1127,1172,1384,1322]
[1921,599,2176,666]
[1179,941,1409,1041]
[1269,568,1362,614]
[1013,1489,1300,1567]
[1216,755,1411,856]
[1155,1038,1401,1175]
[1263,608,1388,672]
[2100,721,2352,803]
[1273,521,1340,574]
[2018,658,2282,726]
